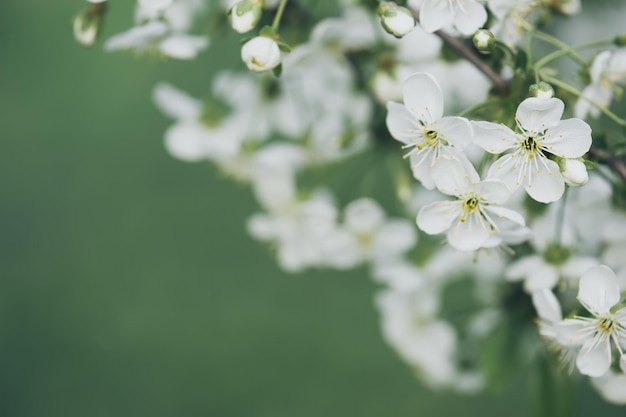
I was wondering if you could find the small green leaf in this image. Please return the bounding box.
[272,63,283,78]
[239,36,254,45]
[277,42,291,53]
[259,25,276,39]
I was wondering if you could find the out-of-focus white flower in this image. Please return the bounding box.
[473,97,592,203]
[418,0,487,36]
[386,72,473,189]
[417,159,527,251]
[241,36,282,72]
[575,49,626,119]
[378,2,416,38]
[105,21,209,59]
[551,0,581,15]
[560,159,589,187]
[554,265,626,377]
[488,0,537,46]
[73,0,107,47]
[321,198,417,269]
[310,6,378,52]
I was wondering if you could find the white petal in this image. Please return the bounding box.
[410,152,436,189]
[431,159,476,196]
[435,116,473,149]
[505,255,544,282]
[417,200,459,235]
[452,0,487,35]
[525,157,564,203]
[483,205,526,227]
[523,263,560,292]
[344,198,385,235]
[402,72,444,123]
[320,229,363,269]
[578,265,620,315]
[164,122,210,161]
[371,220,418,261]
[153,82,202,121]
[472,120,517,154]
[543,119,592,158]
[419,0,453,33]
[159,35,209,59]
[473,179,512,205]
[531,289,563,323]
[386,101,420,145]
[446,213,491,251]
[577,339,612,377]
[553,319,589,346]
[516,97,564,132]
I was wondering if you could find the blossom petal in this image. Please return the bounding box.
[505,255,543,282]
[419,0,453,33]
[543,119,592,158]
[345,198,385,235]
[472,121,517,154]
[578,265,620,315]
[452,0,487,36]
[153,82,202,120]
[532,289,563,323]
[525,157,564,203]
[553,319,588,346]
[486,153,523,191]
[386,101,421,145]
[516,97,564,132]
[446,213,491,251]
[435,116,473,149]
[402,72,444,123]
[430,159,476,197]
[577,339,612,377]
[417,200,459,234]
[372,220,418,261]
[473,179,512,205]
[483,205,526,227]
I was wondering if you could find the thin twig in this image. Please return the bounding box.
[433,30,510,96]
[588,145,626,183]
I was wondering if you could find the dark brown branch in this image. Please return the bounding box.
[588,146,626,183]
[433,30,510,96]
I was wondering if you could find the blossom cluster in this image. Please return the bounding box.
[74,0,626,408]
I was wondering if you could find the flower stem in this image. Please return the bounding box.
[458,99,501,117]
[529,29,587,66]
[539,71,626,128]
[534,39,612,70]
[271,0,289,32]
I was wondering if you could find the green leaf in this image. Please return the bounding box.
[259,25,276,39]
[277,41,291,53]
[515,48,528,71]
[272,63,283,78]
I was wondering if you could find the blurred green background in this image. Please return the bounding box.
[1,1,625,416]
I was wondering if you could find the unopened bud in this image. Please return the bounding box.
[551,0,581,15]
[73,1,107,47]
[241,35,281,72]
[377,2,415,39]
[473,29,495,53]
[529,82,554,99]
[230,0,263,34]
[560,158,588,187]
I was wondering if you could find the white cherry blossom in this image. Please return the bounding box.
[417,159,526,251]
[386,72,473,189]
[554,265,626,377]
[474,97,592,203]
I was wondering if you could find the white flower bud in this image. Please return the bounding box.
[378,3,415,38]
[473,29,494,53]
[230,0,263,34]
[529,82,555,99]
[560,159,588,187]
[73,1,107,47]
[371,70,402,103]
[241,36,281,72]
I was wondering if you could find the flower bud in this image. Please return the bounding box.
[241,36,281,72]
[529,82,554,99]
[230,0,263,34]
[73,1,107,47]
[560,159,588,187]
[377,2,415,38]
[551,0,581,15]
[473,29,495,53]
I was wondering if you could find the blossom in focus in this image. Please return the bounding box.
[417,159,526,251]
[241,36,282,72]
[386,72,473,189]
[554,265,626,377]
[473,97,592,203]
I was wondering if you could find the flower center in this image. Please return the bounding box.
[597,316,618,335]
[522,136,539,153]
[459,195,480,223]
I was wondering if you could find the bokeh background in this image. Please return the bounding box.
[2,1,625,416]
